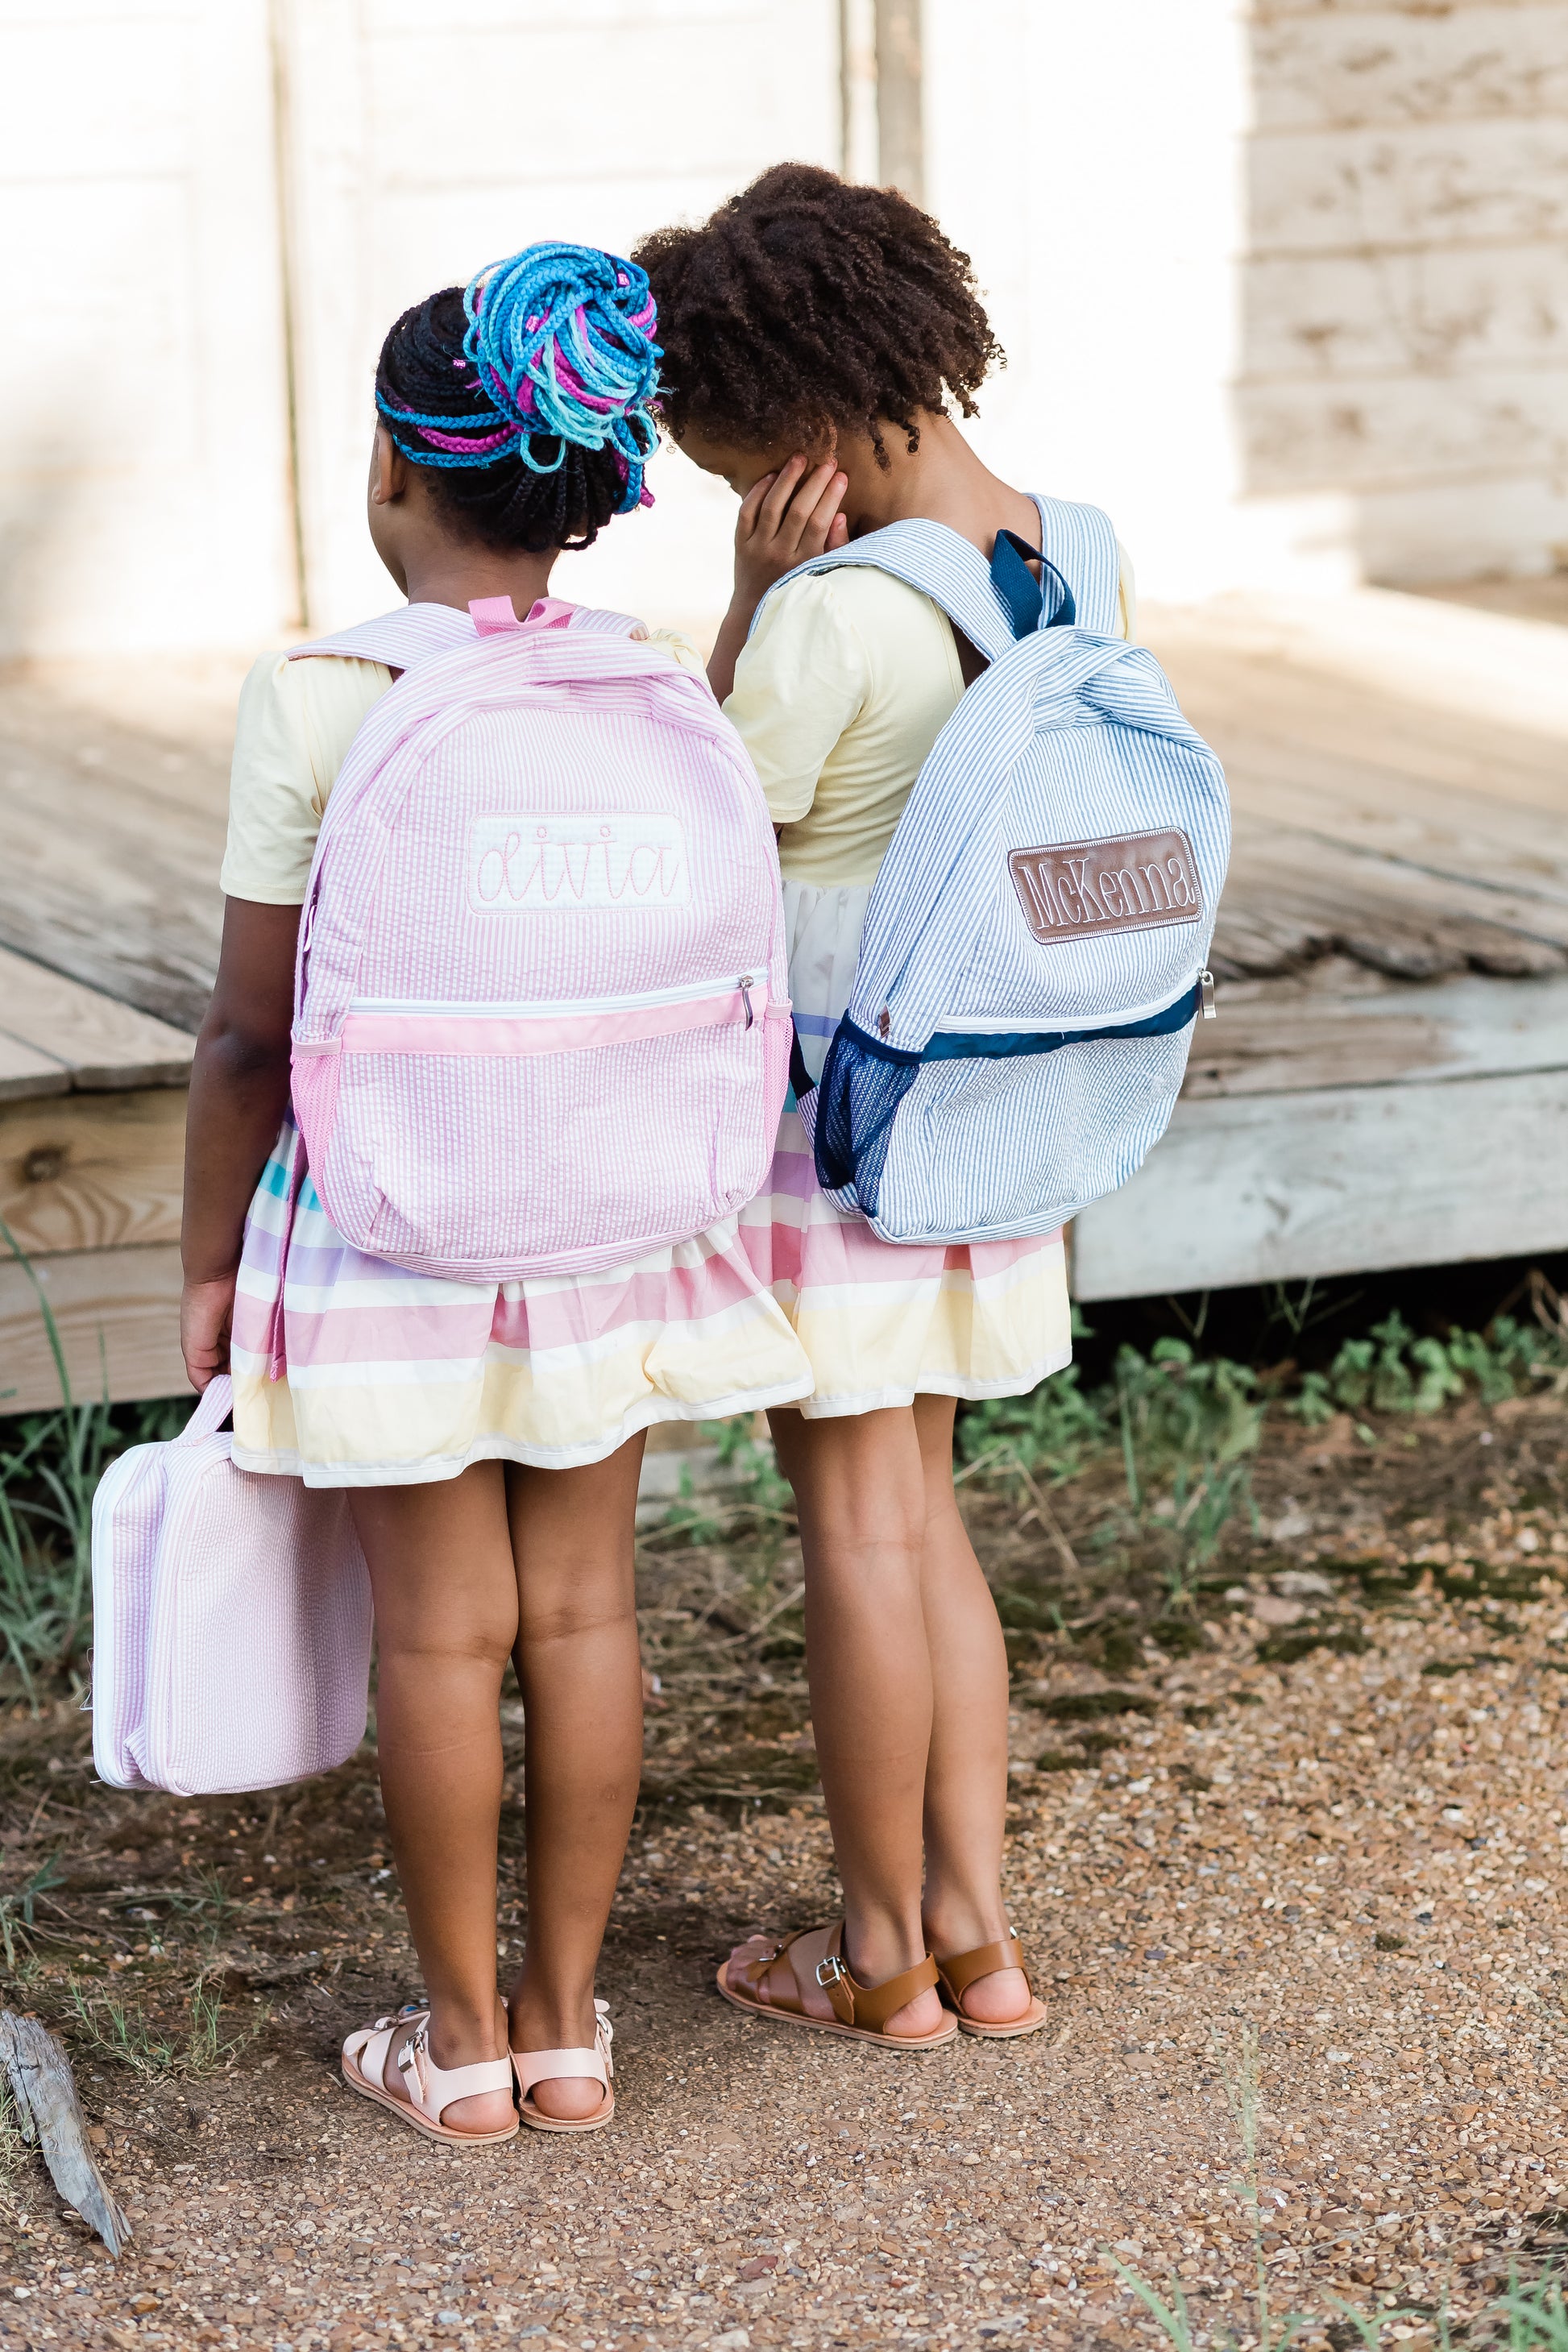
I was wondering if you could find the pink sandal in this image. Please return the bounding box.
[511,1998,616,2134]
[342,2006,519,2146]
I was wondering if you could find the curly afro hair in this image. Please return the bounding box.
[632,163,1002,467]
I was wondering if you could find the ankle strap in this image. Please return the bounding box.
[935,1933,1027,1999]
[513,2000,612,2096]
[397,2023,513,2124]
[814,1924,939,2032]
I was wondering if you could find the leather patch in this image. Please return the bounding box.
[1008,828,1201,944]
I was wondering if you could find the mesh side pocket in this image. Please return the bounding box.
[814,1020,921,1217]
[289,1052,342,1175]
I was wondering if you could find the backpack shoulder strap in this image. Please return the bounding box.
[1028,496,1122,636]
[287,595,645,674]
[287,603,477,671]
[751,521,1018,665]
[751,498,1122,657]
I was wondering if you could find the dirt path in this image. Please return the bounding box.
[1,1397,1565,2351]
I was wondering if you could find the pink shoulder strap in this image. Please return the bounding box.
[288,595,645,674]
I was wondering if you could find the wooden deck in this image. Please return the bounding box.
[0,591,1563,1409]
[1074,588,1568,1298]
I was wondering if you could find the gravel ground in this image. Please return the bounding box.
[1,1394,1566,2351]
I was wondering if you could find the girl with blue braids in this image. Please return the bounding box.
[181,244,811,2144]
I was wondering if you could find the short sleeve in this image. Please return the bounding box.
[1116,541,1137,641]
[722,575,869,826]
[645,626,708,678]
[220,652,391,905]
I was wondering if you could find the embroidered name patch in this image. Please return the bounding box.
[1008,828,1201,944]
[467,814,691,911]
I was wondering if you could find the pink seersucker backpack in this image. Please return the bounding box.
[284,594,791,1284]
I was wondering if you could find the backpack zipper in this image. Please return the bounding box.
[347,973,767,1019]
[308,972,782,1060]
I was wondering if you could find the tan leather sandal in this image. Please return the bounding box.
[717,1922,958,2051]
[931,1931,1049,2039]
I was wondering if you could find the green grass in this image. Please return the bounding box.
[952,1296,1568,1601]
[63,1963,259,2082]
[0,1221,185,1692]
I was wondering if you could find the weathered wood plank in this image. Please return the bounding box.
[1248,118,1568,254]
[0,948,193,1091]
[0,1035,68,1105]
[1350,473,1568,588]
[0,1088,186,1257]
[0,2011,131,2256]
[1256,1,1552,16]
[1242,244,1568,380]
[1251,7,1568,131]
[0,682,226,1031]
[1072,1066,1568,1300]
[0,777,221,1030]
[1143,591,1568,797]
[1218,819,1568,978]
[1186,964,1568,1097]
[1241,366,1568,494]
[0,1243,185,1412]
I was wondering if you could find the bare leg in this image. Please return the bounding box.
[351,1466,517,2136]
[912,1395,1031,2024]
[761,1406,944,2038]
[504,1435,645,2121]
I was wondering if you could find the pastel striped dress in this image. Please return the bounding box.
[219,620,813,1487]
[721,549,1135,1419]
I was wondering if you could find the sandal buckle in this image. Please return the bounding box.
[815,1954,846,1989]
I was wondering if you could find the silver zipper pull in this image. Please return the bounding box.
[1200,969,1217,1020]
[738,975,755,1028]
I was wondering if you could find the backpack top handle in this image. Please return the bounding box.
[989,530,1076,639]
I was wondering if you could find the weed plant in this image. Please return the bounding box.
[952,1297,1568,1598]
[62,1971,254,2081]
[0,1222,185,1690]
[1110,2019,1561,2350]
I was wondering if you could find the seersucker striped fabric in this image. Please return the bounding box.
[284,595,791,1284]
[90,1375,372,1792]
[749,496,1230,1246]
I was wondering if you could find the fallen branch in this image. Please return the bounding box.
[0,2010,131,2255]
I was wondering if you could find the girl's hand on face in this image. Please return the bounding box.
[180,1272,237,1393]
[732,454,848,611]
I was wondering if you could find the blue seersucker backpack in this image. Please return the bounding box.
[759,495,1231,1246]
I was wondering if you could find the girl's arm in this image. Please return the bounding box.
[179,898,301,1390]
[707,456,848,703]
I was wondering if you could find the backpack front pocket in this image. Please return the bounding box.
[306,975,785,1280]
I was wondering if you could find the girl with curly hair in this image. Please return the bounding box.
[635,166,1134,2051]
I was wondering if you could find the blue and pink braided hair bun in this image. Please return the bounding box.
[375,243,662,553]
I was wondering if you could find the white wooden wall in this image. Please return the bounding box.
[923,0,1568,596]
[0,0,298,658]
[272,0,840,635]
[1242,0,1568,585]
[1,0,1562,659]
[923,0,1257,600]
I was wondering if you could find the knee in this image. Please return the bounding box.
[375,1612,517,1678]
[517,1565,636,1648]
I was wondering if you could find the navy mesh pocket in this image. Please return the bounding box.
[814,1019,921,1216]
